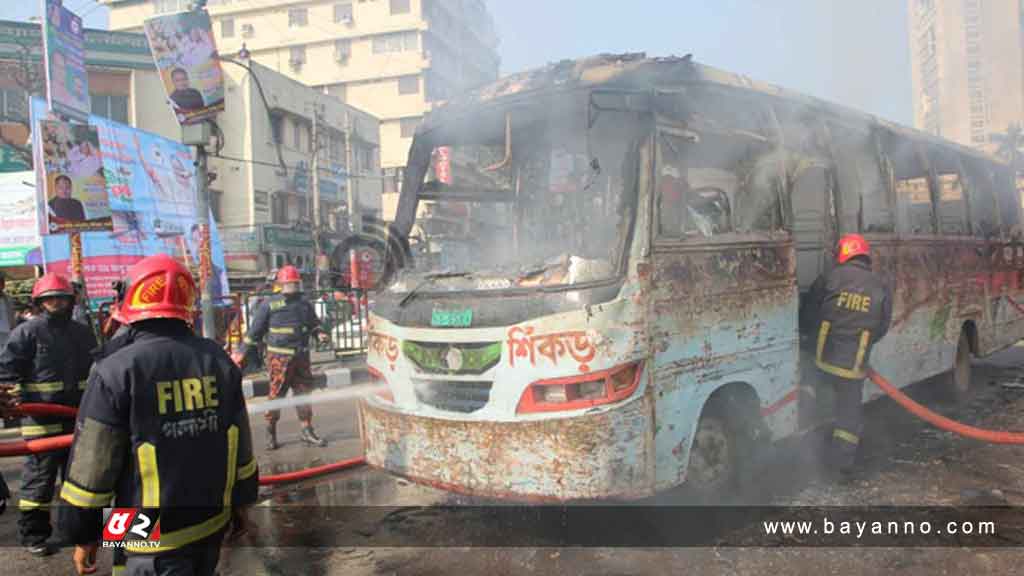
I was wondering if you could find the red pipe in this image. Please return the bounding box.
[0,434,73,457]
[16,403,79,419]
[2,403,367,483]
[868,368,1024,445]
[259,456,366,486]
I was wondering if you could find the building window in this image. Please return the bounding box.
[400,118,419,138]
[242,23,255,38]
[398,75,419,95]
[293,121,304,151]
[154,0,190,14]
[0,88,28,122]
[334,39,351,62]
[272,194,288,224]
[289,45,306,67]
[270,113,284,143]
[334,2,354,23]
[221,18,234,38]
[90,94,129,124]
[288,7,308,27]
[390,0,411,14]
[372,31,418,53]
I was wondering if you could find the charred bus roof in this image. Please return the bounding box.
[419,52,1008,168]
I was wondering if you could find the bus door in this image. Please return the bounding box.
[789,161,838,429]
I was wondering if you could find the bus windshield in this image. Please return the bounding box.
[392,98,640,293]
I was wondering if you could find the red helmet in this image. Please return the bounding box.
[32,273,74,301]
[276,265,301,284]
[836,233,871,264]
[119,254,197,324]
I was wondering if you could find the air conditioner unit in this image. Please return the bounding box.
[339,15,354,25]
[241,24,255,38]
[335,52,350,63]
[289,59,305,69]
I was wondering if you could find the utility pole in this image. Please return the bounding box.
[311,103,322,291]
[344,111,362,290]
[185,122,216,339]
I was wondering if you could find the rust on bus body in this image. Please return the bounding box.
[360,392,655,501]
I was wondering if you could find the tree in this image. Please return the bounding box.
[0,39,46,168]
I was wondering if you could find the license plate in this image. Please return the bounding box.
[431,309,473,327]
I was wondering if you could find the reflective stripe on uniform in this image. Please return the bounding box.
[60,481,114,508]
[269,327,295,335]
[79,380,88,391]
[224,425,239,507]
[266,345,295,355]
[21,423,64,437]
[23,381,63,393]
[131,508,231,554]
[112,566,125,576]
[244,337,255,345]
[238,458,257,481]
[18,498,49,510]
[833,428,860,445]
[138,443,160,508]
[815,321,872,380]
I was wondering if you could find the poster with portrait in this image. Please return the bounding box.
[41,0,90,121]
[143,9,225,125]
[38,119,112,234]
[31,97,230,304]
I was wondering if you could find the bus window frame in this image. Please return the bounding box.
[884,133,940,239]
[959,154,1004,240]
[925,145,973,237]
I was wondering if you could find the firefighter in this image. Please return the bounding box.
[800,233,893,478]
[0,381,12,516]
[238,265,329,450]
[0,273,96,556]
[58,254,258,576]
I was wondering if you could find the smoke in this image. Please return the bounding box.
[246,383,385,415]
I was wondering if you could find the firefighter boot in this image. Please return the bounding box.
[300,426,327,447]
[266,422,279,451]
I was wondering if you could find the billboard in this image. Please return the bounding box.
[41,0,89,121]
[0,172,43,267]
[38,119,113,233]
[31,97,230,304]
[143,9,225,125]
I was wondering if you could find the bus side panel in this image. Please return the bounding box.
[868,240,988,393]
[993,242,1024,350]
[649,241,799,490]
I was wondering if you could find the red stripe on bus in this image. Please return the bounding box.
[760,388,799,417]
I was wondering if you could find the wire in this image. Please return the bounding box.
[210,152,389,180]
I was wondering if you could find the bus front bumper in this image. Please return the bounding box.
[359,396,654,501]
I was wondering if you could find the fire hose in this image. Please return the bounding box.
[868,368,1024,445]
[0,403,366,484]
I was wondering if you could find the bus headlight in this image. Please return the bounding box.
[515,362,643,414]
[368,366,394,403]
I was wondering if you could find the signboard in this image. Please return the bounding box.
[0,171,42,266]
[38,119,113,233]
[41,0,89,121]
[221,226,261,273]
[0,145,30,173]
[32,97,230,303]
[434,146,452,184]
[263,226,313,249]
[143,9,225,125]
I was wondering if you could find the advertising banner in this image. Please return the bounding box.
[41,0,89,121]
[38,119,113,233]
[143,10,225,125]
[31,97,230,303]
[0,172,43,267]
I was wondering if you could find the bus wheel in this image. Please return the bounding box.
[944,329,973,402]
[687,410,738,496]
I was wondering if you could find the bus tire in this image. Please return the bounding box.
[943,329,973,403]
[686,401,751,499]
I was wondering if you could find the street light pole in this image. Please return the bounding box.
[311,103,322,291]
[185,121,217,339]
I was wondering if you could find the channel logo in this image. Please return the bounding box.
[101,508,161,550]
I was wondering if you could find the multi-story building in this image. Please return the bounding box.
[103,0,501,221]
[214,56,382,281]
[908,0,1024,150]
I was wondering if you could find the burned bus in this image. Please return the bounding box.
[358,54,1024,500]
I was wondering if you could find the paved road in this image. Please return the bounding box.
[4,349,1024,574]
